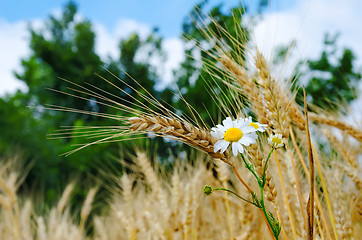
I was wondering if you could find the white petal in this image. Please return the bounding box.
[218,129,225,138]
[211,128,224,139]
[220,141,229,153]
[211,130,219,139]
[239,135,257,146]
[213,140,223,152]
[232,142,239,156]
[242,126,258,134]
[239,138,251,146]
[216,124,227,132]
[256,123,268,132]
[222,117,234,128]
[248,131,258,139]
[236,118,249,128]
[237,142,244,153]
[240,116,252,126]
[214,140,229,153]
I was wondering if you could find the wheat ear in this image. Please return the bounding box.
[219,55,269,125]
[128,115,229,162]
[57,182,75,214]
[254,48,291,138]
[79,187,98,235]
[309,113,362,141]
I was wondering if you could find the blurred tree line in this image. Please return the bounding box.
[0,1,360,204]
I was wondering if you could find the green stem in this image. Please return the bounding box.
[260,184,279,239]
[240,153,260,182]
[241,148,280,239]
[260,148,280,239]
[213,187,257,207]
[262,148,274,187]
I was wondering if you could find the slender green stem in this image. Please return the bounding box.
[240,149,280,240]
[260,149,280,239]
[262,148,274,187]
[260,186,271,231]
[240,153,260,182]
[232,158,275,239]
[260,183,279,239]
[213,187,257,206]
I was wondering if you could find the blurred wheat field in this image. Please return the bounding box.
[1,4,361,240]
[0,135,361,240]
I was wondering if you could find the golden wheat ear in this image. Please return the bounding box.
[128,115,229,162]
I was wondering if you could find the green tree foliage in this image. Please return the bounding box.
[175,1,248,125]
[10,2,119,201]
[294,33,361,110]
[1,1,168,203]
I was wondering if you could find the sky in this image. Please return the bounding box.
[1,0,362,121]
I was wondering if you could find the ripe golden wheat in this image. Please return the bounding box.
[2,4,361,240]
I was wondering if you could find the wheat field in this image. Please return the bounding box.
[1,6,361,240]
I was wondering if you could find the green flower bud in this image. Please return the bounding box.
[203,185,214,196]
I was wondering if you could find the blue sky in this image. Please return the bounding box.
[0,0,238,37]
[0,0,294,38]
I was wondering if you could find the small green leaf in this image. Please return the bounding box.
[251,191,262,208]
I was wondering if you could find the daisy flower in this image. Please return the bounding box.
[268,133,285,149]
[244,116,268,132]
[211,117,258,156]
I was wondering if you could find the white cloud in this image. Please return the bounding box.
[93,19,184,89]
[93,22,119,60]
[94,18,152,60]
[113,19,151,40]
[252,0,362,122]
[252,0,362,65]
[160,38,185,86]
[0,19,29,96]
[0,16,185,96]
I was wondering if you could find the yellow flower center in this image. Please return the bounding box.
[249,122,259,129]
[224,127,243,142]
[272,137,282,145]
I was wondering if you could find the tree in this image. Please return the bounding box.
[2,1,169,203]
[293,33,361,110]
[175,1,248,125]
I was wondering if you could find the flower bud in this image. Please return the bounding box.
[203,185,214,196]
